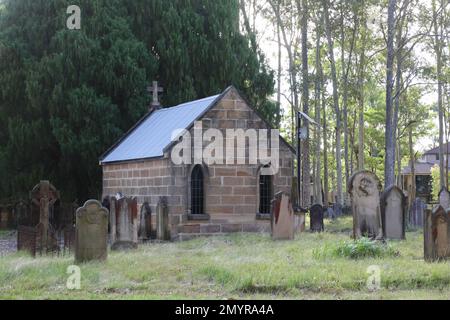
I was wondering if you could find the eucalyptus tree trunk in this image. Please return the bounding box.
[357,9,367,171]
[384,0,397,190]
[301,0,310,207]
[409,125,416,204]
[397,140,402,187]
[312,151,317,201]
[268,0,300,184]
[340,4,350,197]
[394,24,404,188]
[323,89,329,207]
[277,0,282,129]
[445,109,449,188]
[351,109,357,175]
[340,4,357,202]
[323,0,343,206]
[432,0,445,189]
[393,0,411,188]
[314,16,323,205]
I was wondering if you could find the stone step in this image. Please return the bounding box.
[176,232,227,241]
[177,223,270,235]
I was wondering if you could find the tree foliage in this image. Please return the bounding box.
[0,0,275,201]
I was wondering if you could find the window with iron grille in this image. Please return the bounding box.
[259,174,272,214]
[191,165,204,215]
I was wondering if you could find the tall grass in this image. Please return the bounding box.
[0,217,450,299]
[313,238,399,260]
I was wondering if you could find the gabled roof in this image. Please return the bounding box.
[424,142,450,155]
[100,86,295,165]
[100,93,222,164]
[401,161,450,175]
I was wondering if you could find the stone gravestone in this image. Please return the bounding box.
[18,181,60,254]
[333,197,342,217]
[30,181,60,247]
[381,186,406,240]
[75,200,109,263]
[326,206,335,219]
[156,197,170,241]
[348,171,383,240]
[447,208,450,258]
[14,200,29,228]
[409,198,426,228]
[110,196,138,250]
[294,211,306,233]
[0,207,8,229]
[138,202,153,241]
[271,192,295,240]
[424,205,449,261]
[310,204,324,233]
[439,187,450,209]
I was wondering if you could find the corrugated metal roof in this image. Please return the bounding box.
[401,161,450,175]
[101,94,221,164]
[424,142,450,155]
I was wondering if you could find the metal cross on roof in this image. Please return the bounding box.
[147,81,164,108]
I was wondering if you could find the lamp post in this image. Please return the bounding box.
[297,111,319,208]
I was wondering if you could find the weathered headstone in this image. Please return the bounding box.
[423,208,432,261]
[14,200,29,227]
[333,196,342,217]
[17,181,59,255]
[110,196,138,250]
[0,207,8,229]
[30,181,59,247]
[293,205,307,233]
[348,170,383,240]
[271,192,295,240]
[310,204,324,233]
[35,222,58,254]
[294,212,305,233]
[409,198,426,228]
[138,202,153,241]
[424,205,449,261]
[17,225,38,256]
[381,186,406,240]
[156,197,170,241]
[326,206,335,219]
[75,200,108,263]
[439,187,450,210]
[448,207,450,258]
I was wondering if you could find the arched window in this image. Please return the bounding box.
[191,165,204,215]
[259,174,272,214]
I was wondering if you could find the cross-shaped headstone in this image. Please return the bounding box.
[30,181,59,248]
[147,81,163,109]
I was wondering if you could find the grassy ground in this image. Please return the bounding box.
[1,216,450,300]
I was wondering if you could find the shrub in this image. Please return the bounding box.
[313,238,399,260]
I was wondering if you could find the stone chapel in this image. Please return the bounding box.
[100,86,295,240]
